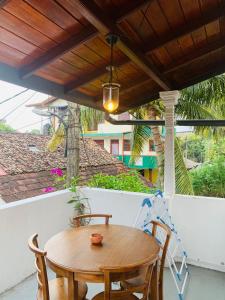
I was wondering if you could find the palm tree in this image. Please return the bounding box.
[130,74,225,195]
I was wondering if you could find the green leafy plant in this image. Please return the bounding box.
[191,156,225,198]
[44,168,90,216]
[88,171,157,194]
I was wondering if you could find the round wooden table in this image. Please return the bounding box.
[45,224,160,300]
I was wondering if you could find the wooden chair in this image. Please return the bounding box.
[28,234,88,300]
[121,221,171,300]
[73,214,112,227]
[92,258,157,300]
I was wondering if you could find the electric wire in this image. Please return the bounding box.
[15,118,50,131]
[0,88,29,105]
[1,92,37,120]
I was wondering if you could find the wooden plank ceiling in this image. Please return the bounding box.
[0,0,225,112]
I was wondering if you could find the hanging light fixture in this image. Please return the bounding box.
[102,34,120,113]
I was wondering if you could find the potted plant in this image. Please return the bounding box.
[43,168,91,226]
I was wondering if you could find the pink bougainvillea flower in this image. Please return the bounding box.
[43,186,56,193]
[50,168,63,177]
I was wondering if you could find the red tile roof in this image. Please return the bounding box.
[0,133,128,203]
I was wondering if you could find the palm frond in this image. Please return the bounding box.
[175,137,194,195]
[129,107,152,164]
[80,106,104,131]
[47,125,65,152]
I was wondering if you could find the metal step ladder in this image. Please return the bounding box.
[134,191,190,300]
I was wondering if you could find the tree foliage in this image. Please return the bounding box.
[179,134,207,163]
[88,171,157,194]
[0,122,15,132]
[191,156,225,198]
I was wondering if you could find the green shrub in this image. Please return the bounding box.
[88,171,156,194]
[191,156,225,198]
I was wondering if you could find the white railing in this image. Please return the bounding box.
[0,188,225,294]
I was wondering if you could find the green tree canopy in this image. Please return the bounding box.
[0,122,15,132]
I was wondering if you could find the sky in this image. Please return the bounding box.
[0,80,50,132]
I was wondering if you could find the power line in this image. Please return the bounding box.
[1,92,37,120]
[0,88,29,105]
[15,118,50,131]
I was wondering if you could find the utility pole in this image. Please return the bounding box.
[67,102,80,185]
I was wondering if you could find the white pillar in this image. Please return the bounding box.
[160,91,180,202]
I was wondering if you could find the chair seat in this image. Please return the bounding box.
[37,278,87,300]
[121,268,146,291]
[92,291,138,300]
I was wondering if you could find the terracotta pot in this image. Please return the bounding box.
[90,233,103,245]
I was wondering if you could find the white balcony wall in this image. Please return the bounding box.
[0,190,72,294]
[0,188,225,294]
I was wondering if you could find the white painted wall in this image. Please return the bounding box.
[172,194,225,272]
[0,190,72,294]
[1,188,225,294]
[98,122,132,133]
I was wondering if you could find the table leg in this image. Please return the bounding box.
[150,261,159,300]
[68,272,78,300]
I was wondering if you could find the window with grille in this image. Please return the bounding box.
[123,139,131,151]
[149,140,155,151]
[111,140,119,155]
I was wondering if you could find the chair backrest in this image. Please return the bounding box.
[101,258,157,300]
[151,221,171,287]
[28,234,49,300]
[73,213,112,227]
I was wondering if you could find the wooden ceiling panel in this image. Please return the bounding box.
[36,65,74,84]
[0,10,56,50]
[0,0,224,112]
[164,40,183,60]
[205,20,221,42]
[4,0,69,43]
[179,0,201,20]
[177,34,195,55]
[191,27,207,48]
[24,0,85,34]
[151,47,172,66]
[170,48,223,85]
[0,41,27,67]
[122,9,156,43]
[158,0,186,29]
[0,26,44,57]
[144,1,170,36]
[54,0,88,25]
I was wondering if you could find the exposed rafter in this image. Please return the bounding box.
[19,26,97,79]
[74,0,171,91]
[144,5,225,53]
[115,0,154,23]
[68,36,225,95]
[164,39,225,73]
[65,56,129,93]
[19,0,155,80]
[0,62,99,109]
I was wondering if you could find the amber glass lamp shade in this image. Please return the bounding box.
[102,82,120,113]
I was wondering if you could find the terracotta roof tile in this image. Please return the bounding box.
[0,132,130,203]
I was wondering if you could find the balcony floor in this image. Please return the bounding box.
[0,265,225,300]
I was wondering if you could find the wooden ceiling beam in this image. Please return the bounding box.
[164,39,225,73]
[175,58,225,90]
[115,0,154,23]
[19,1,152,80]
[73,0,172,90]
[144,5,225,53]
[19,26,98,79]
[0,61,98,109]
[65,56,129,93]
